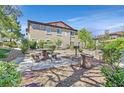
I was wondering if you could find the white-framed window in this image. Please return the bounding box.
[56,28,62,35]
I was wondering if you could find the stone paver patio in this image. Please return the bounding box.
[10,49,105,87]
[20,58,105,87]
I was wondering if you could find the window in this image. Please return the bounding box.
[40,25,46,30]
[32,24,40,30]
[32,24,45,30]
[56,28,62,35]
[70,31,75,36]
[46,27,51,34]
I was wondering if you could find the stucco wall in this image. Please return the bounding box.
[28,23,81,48]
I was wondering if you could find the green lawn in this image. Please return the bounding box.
[0,48,10,59]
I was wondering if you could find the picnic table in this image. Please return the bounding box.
[30,48,62,62]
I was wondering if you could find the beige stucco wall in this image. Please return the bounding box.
[28,23,81,48]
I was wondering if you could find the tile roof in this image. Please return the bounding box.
[28,20,77,31]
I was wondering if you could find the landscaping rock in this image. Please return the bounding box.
[3,48,24,62]
[17,62,33,72]
[32,63,54,71]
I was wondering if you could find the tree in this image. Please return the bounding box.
[78,28,94,49]
[0,5,22,42]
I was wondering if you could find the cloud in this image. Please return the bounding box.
[67,17,83,22]
[67,8,124,36]
[107,23,124,29]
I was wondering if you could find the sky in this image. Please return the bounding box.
[19,5,124,36]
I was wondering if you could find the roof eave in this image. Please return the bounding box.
[28,20,77,31]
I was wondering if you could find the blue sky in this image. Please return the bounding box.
[19,5,124,36]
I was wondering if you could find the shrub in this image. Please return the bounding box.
[101,66,124,87]
[21,46,28,54]
[50,45,56,53]
[44,40,56,52]
[86,40,96,49]
[20,39,30,53]
[9,41,18,48]
[0,42,3,46]
[102,38,124,66]
[44,44,56,52]
[0,62,21,87]
[78,48,83,53]
[55,39,62,49]
[101,38,124,87]
[38,40,45,48]
[29,40,37,49]
[3,41,17,48]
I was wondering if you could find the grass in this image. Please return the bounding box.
[0,48,10,53]
[0,48,10,59]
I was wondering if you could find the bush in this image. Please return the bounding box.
[3,41,17,48]
[101,38,124,87]
[55,39,62,49]
[20,39,30,53]
[101,66,124,87]
[44,44,56,52]
[102,38,124,66]
[38,40,45,48]
[0,62,21,87]
[78,48,83,53]
[0,42,3,46]
[50,45,56,53]
[21,46,28,54]
[44,40,56,52]
[29,40,37,49]
[86,40,96,49]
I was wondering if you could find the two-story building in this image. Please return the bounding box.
[26,20,81,48]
